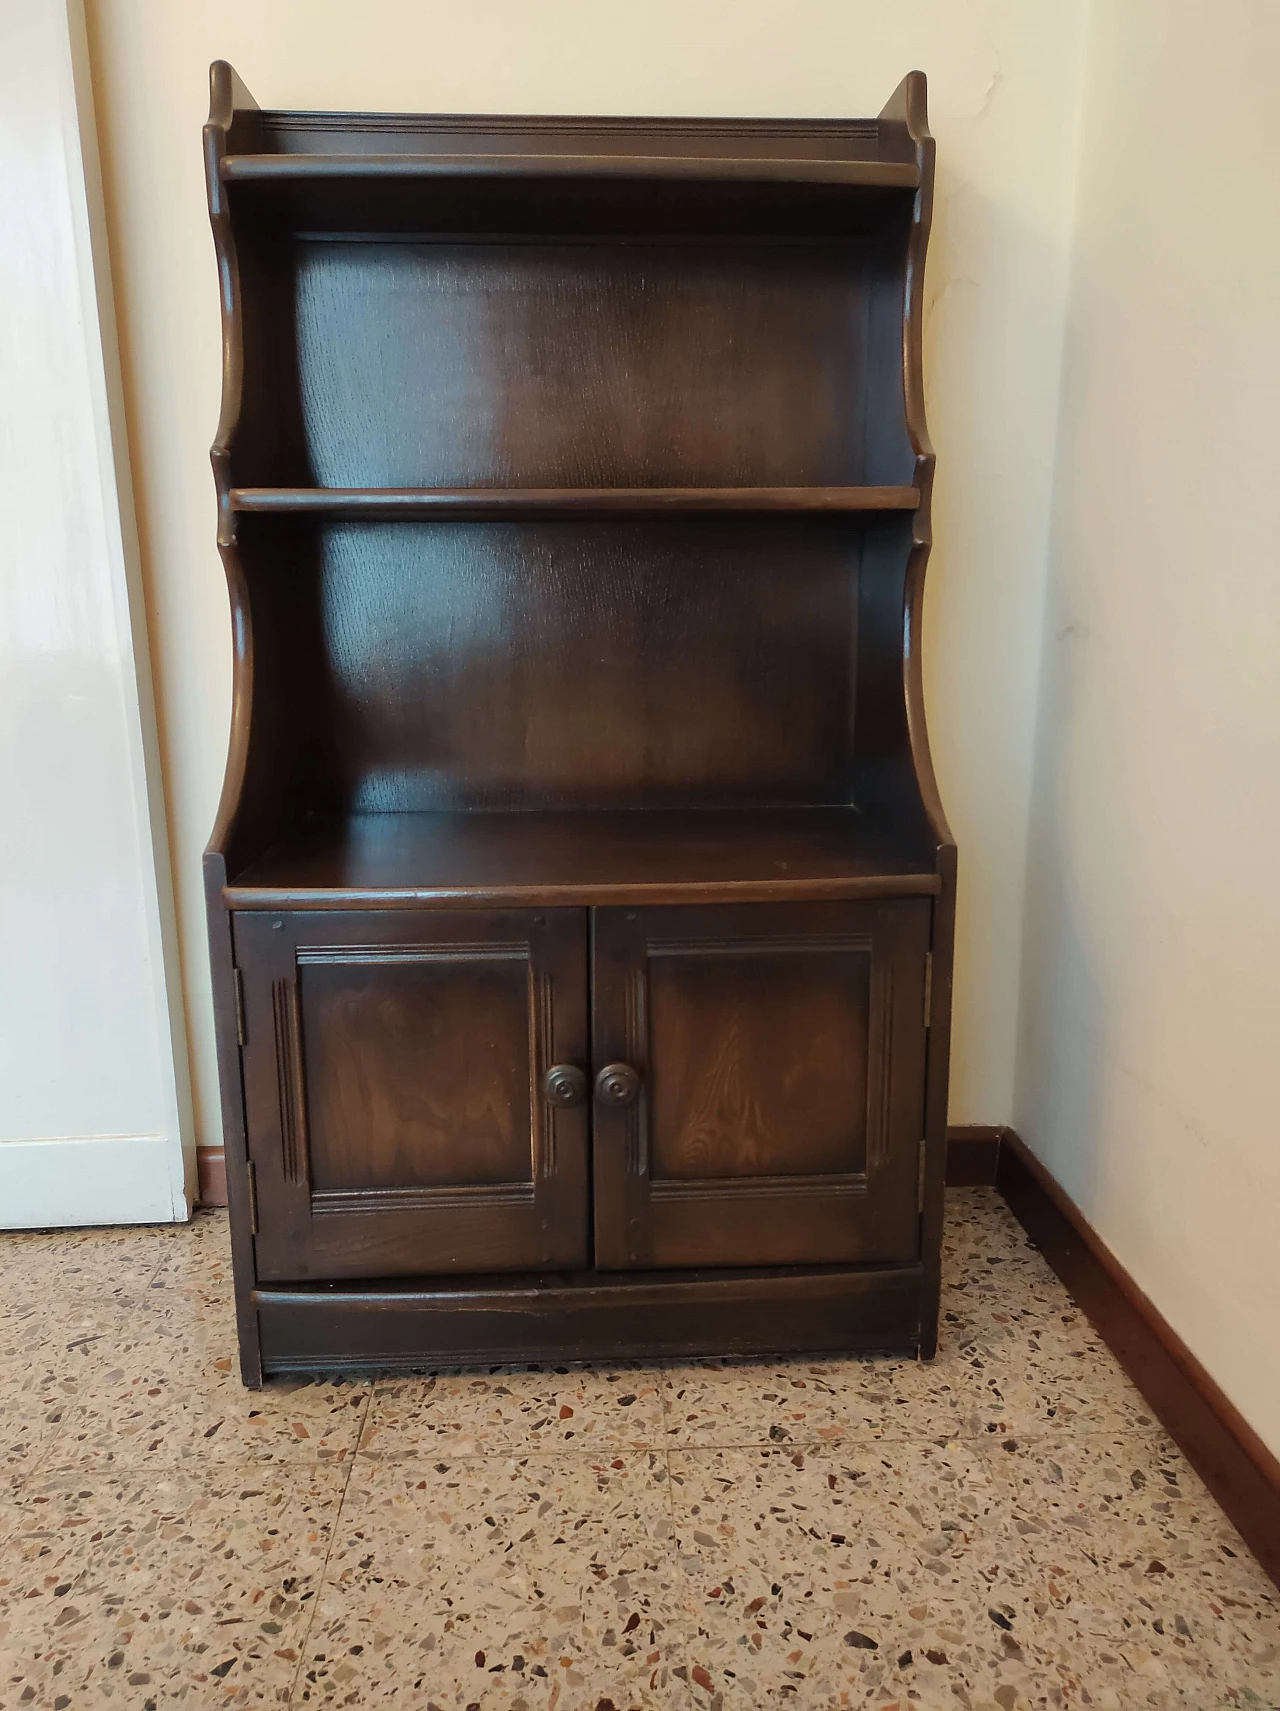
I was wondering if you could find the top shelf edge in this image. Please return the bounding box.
[228,486,923,519]
[220,153,920,190]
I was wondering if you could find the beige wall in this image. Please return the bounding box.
[1017,0,1280,1455]
[85,0,1090,1156]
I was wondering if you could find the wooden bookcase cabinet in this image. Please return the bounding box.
[203,63,956,1386]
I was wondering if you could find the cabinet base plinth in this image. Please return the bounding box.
[253,1264,926,1380]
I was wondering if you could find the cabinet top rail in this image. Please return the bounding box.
[229,485,922,519]
[221,152,921,190]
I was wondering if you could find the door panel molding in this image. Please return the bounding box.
[235,907,588,1281]
[650,1172,867,1201]
[593,900,929,1270]
[312,1183,535,1217]
[868,958,894,1168]
[271,975,310,1188]
[295,942,528,964]
[532,968,557,1179]
[647,933,872,957]
[622,963,647,1178]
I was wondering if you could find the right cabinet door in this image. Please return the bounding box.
[592,901,931,1270]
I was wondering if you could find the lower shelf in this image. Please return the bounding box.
[253,1263,926,1376]
[225,806,941,909]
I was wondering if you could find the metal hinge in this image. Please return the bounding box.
[246,1160,259,1235]
[923,952,933,1029]
[233,966,246,1047]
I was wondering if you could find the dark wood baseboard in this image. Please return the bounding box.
[995,1128,1280,1591]
[943,1124,1004,1185]
[196,1146,227,1207]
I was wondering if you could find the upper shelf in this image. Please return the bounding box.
[229,486,922,520]
[214,114,923,238]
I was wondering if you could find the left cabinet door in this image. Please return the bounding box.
[234,909,589,1282]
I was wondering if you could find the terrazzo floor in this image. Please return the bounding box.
[0,1189,1276,1710]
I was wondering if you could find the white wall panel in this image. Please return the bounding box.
[0,0,193,1222]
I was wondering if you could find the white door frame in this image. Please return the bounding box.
[0,0,194,1224]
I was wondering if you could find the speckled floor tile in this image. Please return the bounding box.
[662,1352,931,1450]
[668,1437,1053,1709]
[662,1195,1155,1451]
[1003,1429,1280,1708]
[295,1451,685,1707]
[0,1402,60,1500]
[0,1462,344,1707]
[937,1307,1157,1439]
[0,1221,180,1306]
[0,1299,130,1497]
[941,1194,1158,1437]
[144,1210,238,1313]
[942,1187,1043,1272]
[360,1363,666,1460]
[941,1193,1111,1338]
[34,1302,369,1473]
[0,1189,1275,1708]
[1,1384,59,1496]
[660,1327,1151,1454]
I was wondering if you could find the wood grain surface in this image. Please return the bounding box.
[202,65,953,1379]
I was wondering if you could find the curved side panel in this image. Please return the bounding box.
[879,72,953,857]
[204,65,266,1384]
[205,61,258,866]
[879,74,954,1362]
[208,538,256,867]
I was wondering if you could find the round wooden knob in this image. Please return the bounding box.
[595,1062,641,1107]
[542,1064,587,1108]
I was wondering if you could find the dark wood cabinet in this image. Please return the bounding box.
[202,63,957,1384]
[235,908,589,1282]
[592,902,930,1271]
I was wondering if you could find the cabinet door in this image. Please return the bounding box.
[592,902,930,1270]
[235,909,588,1282]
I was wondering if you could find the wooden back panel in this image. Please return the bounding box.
[293,239,876,488]
[241,513,865,813]
[226,228,915,491]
